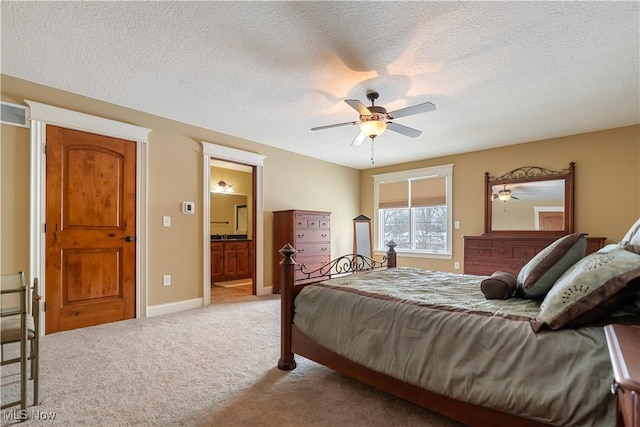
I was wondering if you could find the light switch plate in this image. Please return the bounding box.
[163,216,171,227]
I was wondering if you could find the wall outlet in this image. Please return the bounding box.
[163,275,171,286]
[454,221,460,229]
[454,261,460,270]
[163,216,171,227]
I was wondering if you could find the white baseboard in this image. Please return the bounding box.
[259,285,273,295]
[146,298,203,317]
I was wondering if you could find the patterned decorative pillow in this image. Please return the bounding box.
[516,233,587,299]
[481,271,517,300]
[534,248,640,331]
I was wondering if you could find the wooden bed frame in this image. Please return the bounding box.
[277,242,551,427]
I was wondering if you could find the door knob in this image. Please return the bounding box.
[121,236,135,242]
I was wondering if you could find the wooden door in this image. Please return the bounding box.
[224,248,238,276]
[236,244,250,276]
[538,212,564,231]
[45,126,136,333]
[210,243,224,282]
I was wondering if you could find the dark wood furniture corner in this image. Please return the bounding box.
[463,235,606,275]
[605,324,640,427]
[272,210,330,293]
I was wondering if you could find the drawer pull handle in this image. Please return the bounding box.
[321,247,327,251]
[321,234,327,238]
[297,234,304,238]
[298,249,305,253]
[471,262,479,266]
[509,264,519,269]
[474,241,481,245]
[611,382,619,395]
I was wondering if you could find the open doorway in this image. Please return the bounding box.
[201,141,267,304]
[209,159,255,301]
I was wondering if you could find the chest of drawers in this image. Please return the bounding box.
[273,210,331,293]
[463,235,606,276]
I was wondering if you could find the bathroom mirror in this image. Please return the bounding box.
[484,163,574,236]
[210,193,249,237]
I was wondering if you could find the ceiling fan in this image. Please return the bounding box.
[311,91,436,148]
[492,185,520,202]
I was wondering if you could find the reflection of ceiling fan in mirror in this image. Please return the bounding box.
[492,185,520,202]
[311,91,436,163]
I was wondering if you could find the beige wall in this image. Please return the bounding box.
[1,123,31,279]
[1,75,360,307]
[360,125,640,272]
[3,74,638,310]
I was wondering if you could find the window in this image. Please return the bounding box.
[373,165,453,257]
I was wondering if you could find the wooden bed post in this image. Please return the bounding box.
[278,243,297,370]
[386,240,397,268]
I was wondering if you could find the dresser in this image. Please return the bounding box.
[463,235,606,276]
[604,324,640,427]
[273,210,330,293]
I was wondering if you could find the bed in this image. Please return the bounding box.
[276,234,640,427]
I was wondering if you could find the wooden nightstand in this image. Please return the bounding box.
[604,324,640,427]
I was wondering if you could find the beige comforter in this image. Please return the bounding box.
[293,267,614,427]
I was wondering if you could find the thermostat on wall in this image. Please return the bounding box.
[182,201,195,214]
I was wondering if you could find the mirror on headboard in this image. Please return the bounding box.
[484,163,574,236]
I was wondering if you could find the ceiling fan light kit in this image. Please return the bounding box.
[498,190,512,202]
[359,118,387,139]
[311,91,436,164]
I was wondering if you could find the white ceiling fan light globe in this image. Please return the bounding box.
[359,119,387,139]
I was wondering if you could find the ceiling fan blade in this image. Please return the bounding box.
[311,121,358,131]
[512,195,520,200]
[350,132,367,146]
[345,99,372,116]
[387,122,422,138]
[388,102,436,119]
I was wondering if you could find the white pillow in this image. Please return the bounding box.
[619,218,640,247]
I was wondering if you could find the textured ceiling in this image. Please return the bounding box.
[2,2,638,170]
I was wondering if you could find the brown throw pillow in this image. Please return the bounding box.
[516,233,587,299]
[481,271,517,300]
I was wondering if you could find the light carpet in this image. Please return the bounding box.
[1,295,464,427]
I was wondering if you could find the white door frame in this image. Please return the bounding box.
[26,100,151,334]
[202,142,267,303]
